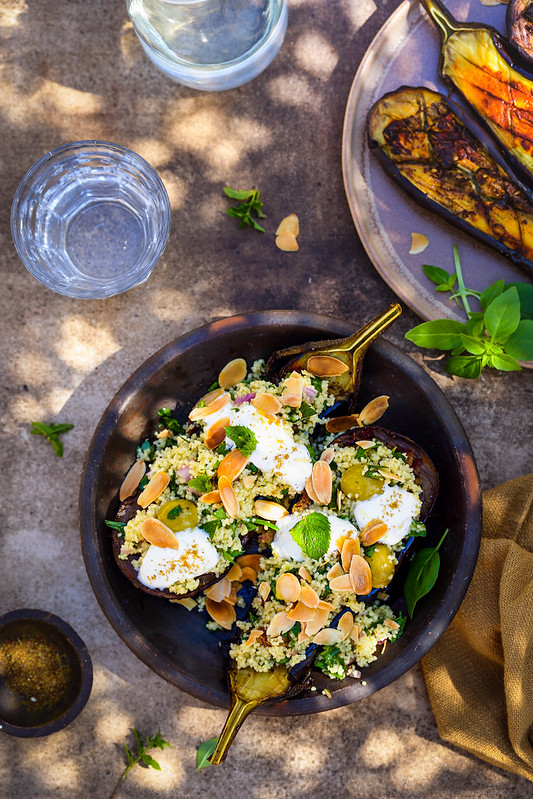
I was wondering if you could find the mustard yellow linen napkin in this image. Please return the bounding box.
[422,473,533,781]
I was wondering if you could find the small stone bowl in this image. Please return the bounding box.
[0,609,93,738]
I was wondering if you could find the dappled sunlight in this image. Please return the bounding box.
[0,78,102,131]
[266,73,321,107]
[345,0,377,29]
[0,0,26,29]
[390,733,447,790]
[294,32,338,79]
[278,740,327,773]
[120,20,141,71]
[158,169,187,208]
[149,288,196,322]
[9,392,45,422]
[128,137,174,169]
[92,699,134,740]
[11,350,57,387]
[55,317,121,372]
[360,725,403,767]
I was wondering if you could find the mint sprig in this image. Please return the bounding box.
[290,513,331,560]
[108,728,171,798]
[30,420,74,457]
[223,186,266,232]
[225,425,257,457]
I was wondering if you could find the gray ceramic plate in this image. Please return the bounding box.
[342,0,532,322]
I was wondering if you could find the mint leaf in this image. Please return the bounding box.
[188,474,212,493]
[225,425,257,457]
[405,319,466,350]
[157,408,184,435]
[196,737,218,771]
[502,320,533,361]
[290,513,331,560]
[167,505,183,519]
[30,420,74,458]
[484,288,520,342]
[445,355,482,379]
[224,186,266,232]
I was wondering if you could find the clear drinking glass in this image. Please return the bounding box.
[126,0,288,90]
[11,141,171,300]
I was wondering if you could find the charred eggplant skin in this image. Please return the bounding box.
[422,0,533,192]
[368,86,533,276]
[507,0,533,64]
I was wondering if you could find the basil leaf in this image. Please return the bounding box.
[404,529,448,617]
[484,288,521,342]
[488,353,521,372]
[502,320,533,361]
[290,513,331,560]
[405,320,466,350]
[196,737,218,771]
[445,355,482,379]
[464,317,485,338]
[506,281,533,320]
[188,474,212,493]
[225,425,257,457]
[479,279,505,311]
[423,264,454,286]
[459,334,486,356]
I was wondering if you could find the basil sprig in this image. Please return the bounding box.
[404,529,448,617]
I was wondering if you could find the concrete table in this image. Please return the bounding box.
[0,0,531,796]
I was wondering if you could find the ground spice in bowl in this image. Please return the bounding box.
[0,631,72,711]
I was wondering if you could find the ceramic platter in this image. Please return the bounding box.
[342,0,533,322]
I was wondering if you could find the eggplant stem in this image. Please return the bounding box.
[210,696,259,765]
[421,0,462,40]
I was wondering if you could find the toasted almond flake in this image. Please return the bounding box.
[218,449,249,482]
[137,472,170,508]
[337,489,343,512]
[299,583,320,609]
[119,460,147,502]
[281,371,303,408]
[384,618,400,631]
[189,391,230,421]
[156,429,172,440]
[409,232,429,255]
[236,554,262,571]
[276,231,299,251]
[354,439,377,450]
[267,611,295,637]
[307,355,349,377]
[254,499,288,521]
[305,607,330,637]
[218,475,239,518]
[205,576,232,602]
[327,562,344,581]
[141,518,179,549]
[313,628,343,646]
[245,629,263,647]
[205,598,236,630]
[226,563,243,582]
[298,565,312,583]
[325,414,359,434]
[201,387,225,405]
[305,474,320,503]
[322,688,333,699]
[251,392,283,417]
[218,358,248,390]
[298,629,310,644]
[349,554,373,595]
[378,468,405,483]
[276,572,301,603]
[480,0,506,8]
[226,585,239,605]
[341,537,361,571]
[317,599,335,611]
[358,395,389,426]
[241,474,256,489]
[276,213,299,237]
[338,611,354,642]
[320,448,335,464]
[258,581,271,602]
[172,597,196,611]
[311,460,332,505]
[329,573,353,592]
[350,622,361,642]
[360,518,388,546]
[200,491,222,506]
[286,602,317,622]
[205,416,230,450]
[240,566,258,583]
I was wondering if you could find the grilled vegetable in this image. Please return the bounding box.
[507,0,533,64]
[422,0,533,191]
[368,86,533,275]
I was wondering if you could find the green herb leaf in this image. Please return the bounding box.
[409,520,427,537]
[290,513,331,560]
[459,333,487,356]
[299,402,316,419]
[188,474,212,494]
[423,263,454,287]
[167,505,183,520]
[488,353,521,372]
[502,319,533,361]
[200,520,219,538]
[225,425,257,457]
[221,548,245,563]
[196,737,218,771]
[223,186,266,232]
[404,529,448,618]
[141,753,161,770]
[445,355,483,379]
[484,288,521,342]
[111,728,172,798]
[30,420,74,458]
[157,408,184,435]
[506,281,533,320]
[405,319,466,350]
[479,279,505,311]
[223,187,256,201]
[105,520,126,532]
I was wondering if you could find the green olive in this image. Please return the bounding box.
[157,499,198,532]
[340,463,384,500]
[365,543,395,589]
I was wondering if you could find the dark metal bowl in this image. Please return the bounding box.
[79,311,481,715]
[0,609,93,737]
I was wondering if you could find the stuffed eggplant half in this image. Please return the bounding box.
[367,86,533,275]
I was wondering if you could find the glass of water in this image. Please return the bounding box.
[11,141,171,300]
[126,0,288,90]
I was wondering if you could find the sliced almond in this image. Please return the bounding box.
[189,391,230,421]
[226,584,239,605]
[254,499,288,521]
[138,472,170,508]
[156,429,171,440]
[299,583,320,609]
[337,489,343,513]
[327,562,344,581]
[119,460,147,502]
[360,518,388,547]
[205,598,236,630]
[251,392,283,418]
[305,474,320,504]
[276,231,299,251]
[218,358,247,389]
[349,554,373,595]
[298,629,310,644]
[338,611,354,642]
[201,387,225,406]
[141,517,179,549]
[199,490,222,504]
[281,371,303,408]
[329,573,353,592]
[226,563,243,582]
[305,607,330,637]
[276,572,301,603]
[307,355,349,377]
[266,611,295,637]
[317,599,335,611]
[325,414,360,434]
[320,448,335,464]
[378,469,405,483]
[276,213,299,237]
[286,601,317,622]
[341,537,361,571]
[236,553,262,572]
[218,475,239,518]
[409,232,429,255]
[258,581,271,602]
[311,460,332,505]
[350,622,361,642]
[205,576,232,602]
[240,566,258,583]
[313,628,343,646]
[298,565,312,583]
[384,618,400,631]
[218,449,249,482]
[172,597,196,611]
[245,629,263,647]
[358,395,389,426]
[242,474,256,489]
[205,417,230,450]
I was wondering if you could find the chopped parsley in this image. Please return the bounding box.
[157,408,184,435]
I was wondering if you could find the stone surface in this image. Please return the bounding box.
[0,0,531,796]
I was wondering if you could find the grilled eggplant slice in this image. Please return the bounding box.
[422,0,533,192]
[368,86,533,275]
[507,0,533,64]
